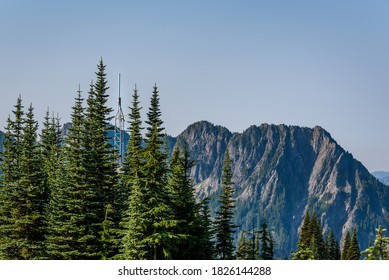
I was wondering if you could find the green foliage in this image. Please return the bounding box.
[341,231,351,260]
[295,210,340,260]
[310,214,326,259]
[292,242,315,260]
[195,197,215,259]
[348,227,361,260]
[341,227,361,260]
[83,60,119,258]
[0,99,46,259]
[142,84,176,259]
[40,110,62,195]
[168,145,197,259]
[215,149,236,260]
[45,86,94,259]
[325,229,341,260]
[362,226,389,260]
[236,232,253,260]
[126,84,179,260]
[259,220,274,260]
[120,86,148,259]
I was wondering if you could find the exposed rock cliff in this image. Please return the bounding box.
[174,121,389,257]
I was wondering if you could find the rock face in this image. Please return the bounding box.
[174,121,389,258]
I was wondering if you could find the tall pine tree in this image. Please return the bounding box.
[215,149,236,260]
[195,197,215,259]
[259,220,274,260]
[141,84,178,259]
[168,145,199,259]
[341,231,351,260]
[45,86,93,259]
[0,97,25,259]
[0,100,46,259]
[347,227,360,260]
[120,85,148,260]
[83,59,119,259]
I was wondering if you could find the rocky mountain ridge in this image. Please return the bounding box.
[173,121,389,257]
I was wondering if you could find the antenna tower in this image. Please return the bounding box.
[114,73,125,165]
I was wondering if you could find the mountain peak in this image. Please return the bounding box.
[174,121,389,257]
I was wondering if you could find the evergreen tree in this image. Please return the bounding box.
[120,86,148,260]
[236,232,251,260]
[142,84,178,259]
[45,86,93,259]
[17,104,46,258]
[259,220,274,260]
[348,227,360,260]
[83,60,119,259]
[310,216,326,260]
[295,210,329,260]
[299,210,311,248]
[362,226,389,260]
[195,197,215,259]
[292,241,315,260]
[341,231,351,260]
[40,110,62,212]
[121,85,144,192]
[215,149,236,260]
[0,97,25,259]
[0,102,46,259]
[327,229,340,260]
[335,240,341,260]
[168,145,198,259]
[236,221,261,260]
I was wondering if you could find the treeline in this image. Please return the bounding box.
[1,59,388,260]
[0,59,246,260]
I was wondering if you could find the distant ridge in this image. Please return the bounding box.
[372,171,389,186]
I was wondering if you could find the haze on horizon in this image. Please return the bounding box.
[1,0,389,172]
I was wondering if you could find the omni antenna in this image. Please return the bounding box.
[114,73,125,166]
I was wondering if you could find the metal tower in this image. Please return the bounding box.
[114,73,125,165]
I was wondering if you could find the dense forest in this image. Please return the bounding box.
[0,60,388,260]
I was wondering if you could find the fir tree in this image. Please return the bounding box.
[292,241,315,260]
[259,220,274,260]
[0,97,25,259]
[362,226,389,260]
[195,197,215,259]
[142,84,178,259]
[120,86,148,260]
[0,102,46,259]
[295,210,329,260]
[83,60,119,259]
[310,215,326,260]
[341,231,351,260]
[236,232,251,260]
[348,227,360,260]
[327,229,340,260]
[215,149,236,260]
[299,210,311,248]
[121,85,144,192]
[168,145,198,259]
[45,86,92,259]
[40,110,62,213]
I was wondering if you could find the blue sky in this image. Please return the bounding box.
[1,0,389,171]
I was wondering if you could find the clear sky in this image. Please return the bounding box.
[1,0,389,172]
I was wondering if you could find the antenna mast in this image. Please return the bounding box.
[114,73,125,166]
